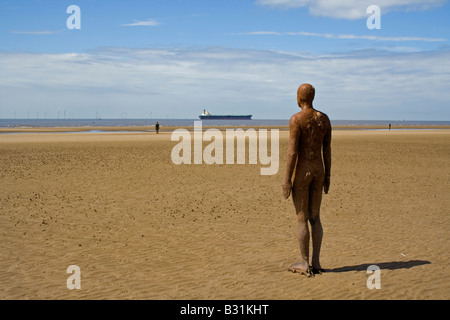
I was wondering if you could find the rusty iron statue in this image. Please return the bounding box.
[283,84,332,277]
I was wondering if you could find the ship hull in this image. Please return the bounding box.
[199,115,252,120]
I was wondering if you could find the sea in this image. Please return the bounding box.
[1,119,449,129]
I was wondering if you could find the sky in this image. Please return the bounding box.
[0,0,449,120]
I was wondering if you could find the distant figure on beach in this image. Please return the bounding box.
[282,83,332,277]
[389,123,392,131]
[155,122,160,134]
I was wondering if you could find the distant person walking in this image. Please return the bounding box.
[389,123,392,131]
[155,122,160,134]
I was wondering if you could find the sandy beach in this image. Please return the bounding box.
[0,127,449,300]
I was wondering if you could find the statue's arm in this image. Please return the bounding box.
[283,116,299,199]
[323,119,332,194]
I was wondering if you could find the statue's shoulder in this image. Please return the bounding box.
[290,111,303,121]
[315,109,329,118]
[289,112,303,126]
[315,110,331,125]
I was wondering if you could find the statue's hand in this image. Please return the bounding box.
[324,176,330,194]
[282,182,292,199]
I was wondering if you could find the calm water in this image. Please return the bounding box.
[1,119,449,128]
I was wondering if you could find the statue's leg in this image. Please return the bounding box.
[288,174,313,276]
[309,177,324,274]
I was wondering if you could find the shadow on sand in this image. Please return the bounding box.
[326,260,431,273]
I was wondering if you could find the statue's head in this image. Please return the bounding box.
[297,83,315,107]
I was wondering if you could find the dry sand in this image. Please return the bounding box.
[0,128,449,300]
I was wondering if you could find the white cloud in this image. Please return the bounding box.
[255,0,447,19]
[0,47,449,120]
[122,19,161,27]
[245,30,447,42]
[9,30,58,35]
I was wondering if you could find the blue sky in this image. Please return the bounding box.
[0,0,449,120]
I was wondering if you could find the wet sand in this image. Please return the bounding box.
[0,128,449,299]
[1,124,450,134]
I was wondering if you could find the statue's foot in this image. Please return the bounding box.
[288,263,313,277]
[311,267,325,275]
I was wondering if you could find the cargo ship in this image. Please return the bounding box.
[199,109,252,120]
